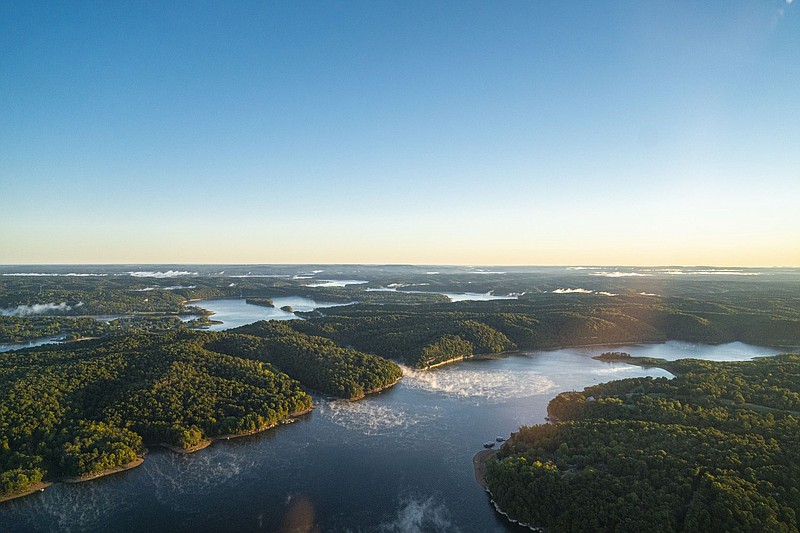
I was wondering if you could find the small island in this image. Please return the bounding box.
[592,351,632,361]
[280,305,293,312]
[245,298,274,308]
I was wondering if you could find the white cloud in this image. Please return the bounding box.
[590,271,652,278]
[551,288,616,296]
[128,270,197,278]
[1,302,82,316]
[133,285,196,292]
[551,288,593,294]
[2,273,106,277]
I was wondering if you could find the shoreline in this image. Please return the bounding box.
[473,448,542,532]
[1,455,146,505]
[62,456,145,484]
[418,337,785,372]
[2,407,316,503]
[304,374,403,402]
[472,449,496,488]
[161,406,315,454]
[362,376,403,397]
[421,341,666,371]
[0,482,53,504]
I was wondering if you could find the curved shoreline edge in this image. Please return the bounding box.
[0,456,146,505]
[473,449,542,532]
[161,406,316,454]
[472,449,496,488]
[0,407,312,504]
[422,340,672,371]
[0,375,403,504]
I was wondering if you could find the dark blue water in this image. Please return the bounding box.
[1,341,780,532]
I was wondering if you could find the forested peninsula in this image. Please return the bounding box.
[485,354,800,532]
[0,328,401,500]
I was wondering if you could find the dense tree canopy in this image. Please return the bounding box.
[0,321,404,498]
[211,321,402,399]
[0,331,325,498]
[486,354,800,532]
[286,297,800,368]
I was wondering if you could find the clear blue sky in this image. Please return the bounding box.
[2,1,798,265]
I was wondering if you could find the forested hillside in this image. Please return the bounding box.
[0,327,401,499]
[486,354,800,532]
[291,295,800,367]
[209,321,403,399]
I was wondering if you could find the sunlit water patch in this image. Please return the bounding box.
[400,364,557,404]
[189,297,350,330]
[0,335,66,353]
[612,340,780,362]
[590,363,671,376]
[305,279,368,287]
[317,399,427,437]
[442,292,517,302]
[365,287,517,301]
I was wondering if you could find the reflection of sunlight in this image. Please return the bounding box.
[400,365,556,403]
[318,400,422,436]
[305,279,367,288]
[591,365,666,376]
[279,494,319,533]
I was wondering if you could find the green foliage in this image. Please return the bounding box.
[245,298,274,308]
[211,321,403,399]
[0,331,313,497]
[59,421,141,476]
[0,316,119,343]
[0,467,44,496]
[487,354,800,532]
[289,309,518,367]
[287,293,800,368]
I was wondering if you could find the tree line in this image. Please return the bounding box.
[486,353,800,532]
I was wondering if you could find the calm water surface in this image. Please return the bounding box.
[1,339,780,532]
[191,298,351,331]
[364,288,517,302]
[0,336,66,353]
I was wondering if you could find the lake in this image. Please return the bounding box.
[0,335,66,353]
[1,335,780,532]
[190,298,352,331]
[365,288,517,302]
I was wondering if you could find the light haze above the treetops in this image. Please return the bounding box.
[1,1,798,266]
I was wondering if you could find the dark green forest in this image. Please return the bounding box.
[289,294,800,367]
[210,321,402,399]
[0,327,400,499]
[486,354,800,532]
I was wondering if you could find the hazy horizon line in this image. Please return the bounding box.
[1,263,797,269]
